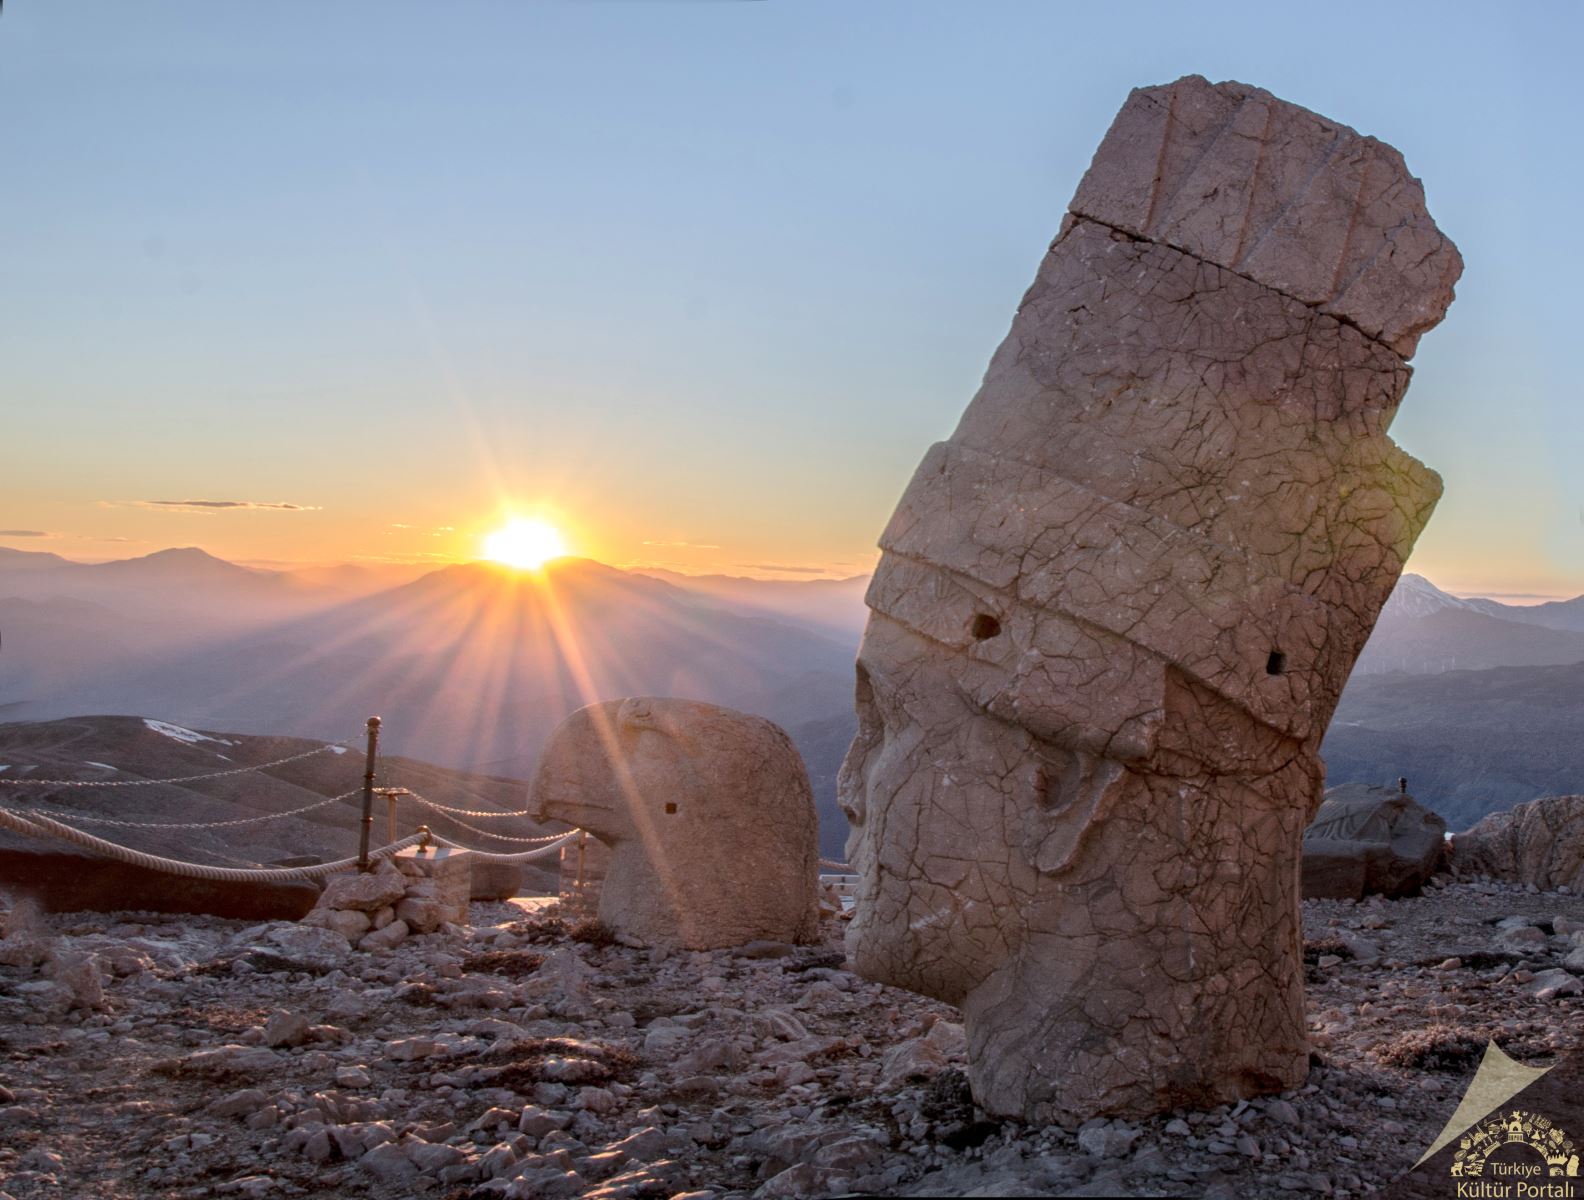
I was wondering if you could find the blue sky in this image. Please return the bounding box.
[1,1,1579,593]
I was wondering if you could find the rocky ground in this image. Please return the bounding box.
[1,877,1581,1200]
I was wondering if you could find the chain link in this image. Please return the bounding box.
[399,791,571,844]
[400,793,537,819]
[0,739,356,789]
[426,828,582,863]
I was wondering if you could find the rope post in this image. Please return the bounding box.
[357,716,381,871]
[576,830,587,906]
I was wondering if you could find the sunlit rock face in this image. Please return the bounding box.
[838,75,1461,1124]
[532,697,820,950]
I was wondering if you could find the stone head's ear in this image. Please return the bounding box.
[617,697,656,733]
[617,696,704,756]
[1020,747,1126,875]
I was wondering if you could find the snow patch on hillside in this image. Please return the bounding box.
[1381,574,1476,620]
[143,719,237,747]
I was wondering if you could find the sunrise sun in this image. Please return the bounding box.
[483,518,566,570]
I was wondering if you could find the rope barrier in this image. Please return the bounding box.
[400,793,537,820]
[0,740,357,790]
[0,719,573,881]
[424,829,582,863]
[16,790,357,830]
[421,811,572,845]
[397,791,570,845]
[0,806,423,882]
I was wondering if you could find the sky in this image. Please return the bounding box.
[1,1,1580,594]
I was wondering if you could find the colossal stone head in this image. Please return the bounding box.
[839,75,1460,1123]
[532,697,820,950]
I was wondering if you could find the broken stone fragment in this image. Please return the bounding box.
[1301,783,1447,900]
[1068,74,1460,356]
[531,697,820,951]
[358,918,409,952]
[317,870,407,914]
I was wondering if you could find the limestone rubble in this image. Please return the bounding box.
[0,880,1581,1200]
[839,75,1461,1122]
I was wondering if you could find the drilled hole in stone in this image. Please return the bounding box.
[970,613,1001,640]
[1266,650,1287,676]
[664,802,678,815]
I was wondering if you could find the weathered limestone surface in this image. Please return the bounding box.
[1301,783,1447,900]
[1068,74,1462,357]
[531,698,820,950]
[838,75,1459,1123]
[1453,797,1584,892]
[394,846,473,928]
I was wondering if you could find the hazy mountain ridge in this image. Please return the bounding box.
[0,551,861,856]
[1323,661,1584,829]
[630,567,870,640]
[12,549,1584,853]
[1353,573,1584,675]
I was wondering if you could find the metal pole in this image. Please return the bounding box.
[575,831,587,912]
[357,716,381,870]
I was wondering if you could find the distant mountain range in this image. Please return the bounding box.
[1323,662,1584,829]
[1352,574,1584,675]
[0,547,862,857]
[9,546,1584,849]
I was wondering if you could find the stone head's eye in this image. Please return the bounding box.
[970,613,1002,640]
[853,661,883,739]
[1266,650,1286,676]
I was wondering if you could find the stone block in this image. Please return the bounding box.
[394,846,472,925]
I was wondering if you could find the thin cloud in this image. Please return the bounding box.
[1456,590,1571,602]
[0,529,54,538]
[736,563,836,575]
[125,499,322,513]
[643,540,722,550]
[351,552,460,564]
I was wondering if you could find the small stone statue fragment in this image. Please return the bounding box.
[532,697,819,950]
